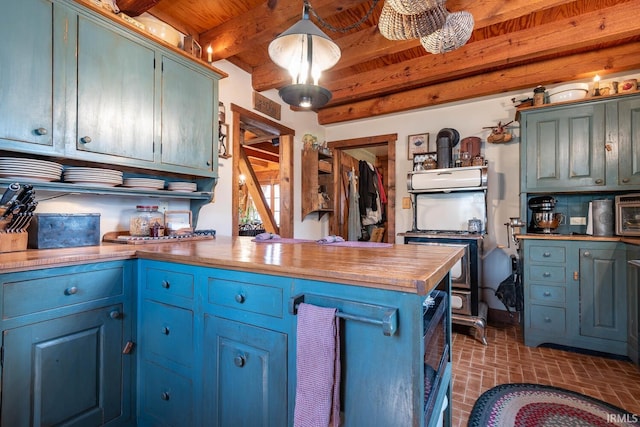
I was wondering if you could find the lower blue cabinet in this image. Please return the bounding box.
[1,305,126,426]
[202,315,288,427]
[139,360,194,427]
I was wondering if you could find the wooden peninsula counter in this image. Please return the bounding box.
[0,237,463,427]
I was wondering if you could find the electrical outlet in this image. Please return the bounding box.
[156,199,170,214]
[402,197,411,209]
[570,216,586,225]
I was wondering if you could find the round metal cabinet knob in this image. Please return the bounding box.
[235,293,246,304]
[543,272,551,277]
[234,355,246,367]
[80,136,92,144]
[161,326,170,335]
[583,251,591,257]
[65,286,78,295]
[161,280,170,289]
[109,310,121,319]
[622,178,630,183]
[543,291,551,297]
[161,392,170,401]
[543,252,551,257]
[35,127,48,135]
[544,317,551,323]
[595,179,603,185]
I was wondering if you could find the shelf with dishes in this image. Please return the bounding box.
[0,157,214,201]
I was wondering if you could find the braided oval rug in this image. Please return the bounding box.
[468,383,640,427]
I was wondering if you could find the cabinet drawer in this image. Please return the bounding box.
[140,361,193,427]
[2,266,124,319]
[144,267,194,300]
[208,279,283,318]
[529,284,565,304]
[529,305,566,334]
[141,300,194,368]
[528,246,566,263]
[529,265,566,283]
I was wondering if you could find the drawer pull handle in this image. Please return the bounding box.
[109,310,121,319]
[234,355,246,367]
[65,286,78,295]
[161,280,170,289]
[543,252,551,257]
[35,127,48,135]
[544,317,551,323]
[80,136,92,144]
[543,291,551,297]
[543,272,551,277]
[235,293,246,304]
[161,326,170,335]
[161,392,170,401]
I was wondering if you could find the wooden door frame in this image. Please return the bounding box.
[327,134,397,243]
[231,104,295,237]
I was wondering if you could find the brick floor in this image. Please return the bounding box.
[450,323,640,427]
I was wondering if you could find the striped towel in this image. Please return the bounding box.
[294,303,341,427]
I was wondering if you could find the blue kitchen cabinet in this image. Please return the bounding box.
[71,11,156,164]
[617,96,640,187]
[160,56,217,174]
[0,261,135,427]
[521,103,606,192]
[520,93,640,193]
[626,247,640,365]
[523,240,628,355]
[137,262,196,427]
[203,315,288,427]
[0,0,62,155]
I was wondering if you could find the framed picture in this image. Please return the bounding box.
[408,133,430,159]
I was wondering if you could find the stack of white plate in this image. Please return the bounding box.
[122,177,165,190]
[0,157,63,182]
[167,181,197,192]
[63,167,123,187]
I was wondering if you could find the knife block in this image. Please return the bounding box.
[0,232,28,253]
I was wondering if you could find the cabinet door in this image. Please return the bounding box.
[1,305,124,427]
[75,14,155,162]
[618,96,640,187]
[523,104,606,190]
[160,56,215,173]
[203,315,287,427]
[579,247,627,341]
[0,0,56,152]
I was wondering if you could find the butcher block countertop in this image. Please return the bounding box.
[0,236,463,295]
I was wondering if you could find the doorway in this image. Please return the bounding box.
[327,134,397,243]
[230,104,295,237]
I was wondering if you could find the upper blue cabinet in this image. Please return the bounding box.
[0,0,60,154]
[0,0,223,179]
[520,93,640,193]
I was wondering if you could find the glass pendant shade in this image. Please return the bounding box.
[268,6,340,109]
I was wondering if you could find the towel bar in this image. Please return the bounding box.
[289,293,398,336]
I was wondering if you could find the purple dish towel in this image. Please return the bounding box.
[294,303,341,427]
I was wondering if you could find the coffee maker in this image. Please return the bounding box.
[528,196,563,233]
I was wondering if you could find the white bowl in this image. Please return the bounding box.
[136,15,182,47]
[548,88,588,103]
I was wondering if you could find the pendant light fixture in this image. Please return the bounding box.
[268,2,340,109]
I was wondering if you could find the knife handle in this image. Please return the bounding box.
[0,182,21,205]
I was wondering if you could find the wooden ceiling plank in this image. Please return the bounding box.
[200,0,368,61]
[250,0,585,92]
[317,42,640,124]
[323,0,640,105]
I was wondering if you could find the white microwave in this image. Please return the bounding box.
[616,194,640,236]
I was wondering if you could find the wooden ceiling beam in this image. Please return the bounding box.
[316,42,640,124]
[322,0,640,106]
[250,0,579,92]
